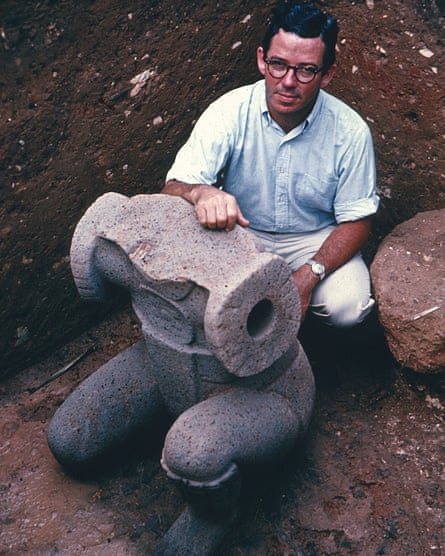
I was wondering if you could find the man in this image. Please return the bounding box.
[162,2,379,327]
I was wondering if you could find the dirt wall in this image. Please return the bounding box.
[1,0,444,376]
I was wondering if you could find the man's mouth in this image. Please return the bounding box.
[276,91,299,102]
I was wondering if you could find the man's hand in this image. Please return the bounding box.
[190,186,250,231]
[292,264,319,320]
[162,180,250,232]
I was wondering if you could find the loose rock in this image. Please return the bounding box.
[371,209,445,374]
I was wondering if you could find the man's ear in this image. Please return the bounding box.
[320,63,336,89]
[257,46,266,76]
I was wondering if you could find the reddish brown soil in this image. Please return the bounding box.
[1,0,444,375]
[1,1,445,554]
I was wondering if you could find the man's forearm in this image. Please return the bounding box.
[292,218,372,318]
[310,218,372,277]
[161,179,203,205]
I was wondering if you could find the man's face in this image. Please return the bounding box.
[257,29,336,132]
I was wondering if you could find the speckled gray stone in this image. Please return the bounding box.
[71,192,301,379]
[49,192,316,554]
[46,340,167,472]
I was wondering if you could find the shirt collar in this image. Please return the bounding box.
[259,80,325,133]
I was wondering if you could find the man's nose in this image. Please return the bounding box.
[281,68,299,87]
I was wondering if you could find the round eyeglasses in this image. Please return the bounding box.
[264,58,324,84]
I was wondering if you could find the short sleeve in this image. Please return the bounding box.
[334,124,379,223]
[166,99,234,185]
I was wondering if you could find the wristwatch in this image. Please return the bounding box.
[307,259,325,281]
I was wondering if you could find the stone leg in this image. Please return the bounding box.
[155,389,303,554]
[47,340,168,475]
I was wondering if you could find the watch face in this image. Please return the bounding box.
[313,262,323,274]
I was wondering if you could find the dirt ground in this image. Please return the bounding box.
[1,0,445,554]
[2,306,445,556]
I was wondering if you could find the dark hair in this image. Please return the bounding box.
[261,2,339,70]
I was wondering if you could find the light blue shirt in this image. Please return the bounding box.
[166,80,379,233]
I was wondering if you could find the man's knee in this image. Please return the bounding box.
[310,254,374,327]
[311,296,375,327]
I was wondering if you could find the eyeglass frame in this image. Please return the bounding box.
[263,57,324,84]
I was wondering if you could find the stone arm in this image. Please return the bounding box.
[161,179,250,232]
[293,217,372,318]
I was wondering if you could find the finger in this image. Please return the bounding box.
[223,210,237,231]
[206,206,218,228]
[237,210,250,228]
[195,204,213,228]
[215,206,230,230]
[223,200,245,231]
[224,210,250,232]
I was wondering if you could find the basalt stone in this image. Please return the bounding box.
[46,340,168,473]
[49,192,316,554]
[69,193,306,413]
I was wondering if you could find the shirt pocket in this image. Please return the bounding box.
[292,172,338,213]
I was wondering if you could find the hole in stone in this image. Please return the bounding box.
[247,298,274,338]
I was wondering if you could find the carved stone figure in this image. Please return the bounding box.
[47,193,315,554]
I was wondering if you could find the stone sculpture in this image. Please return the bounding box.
[47,192,315,554]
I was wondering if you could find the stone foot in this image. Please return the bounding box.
[152,505,238,556]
